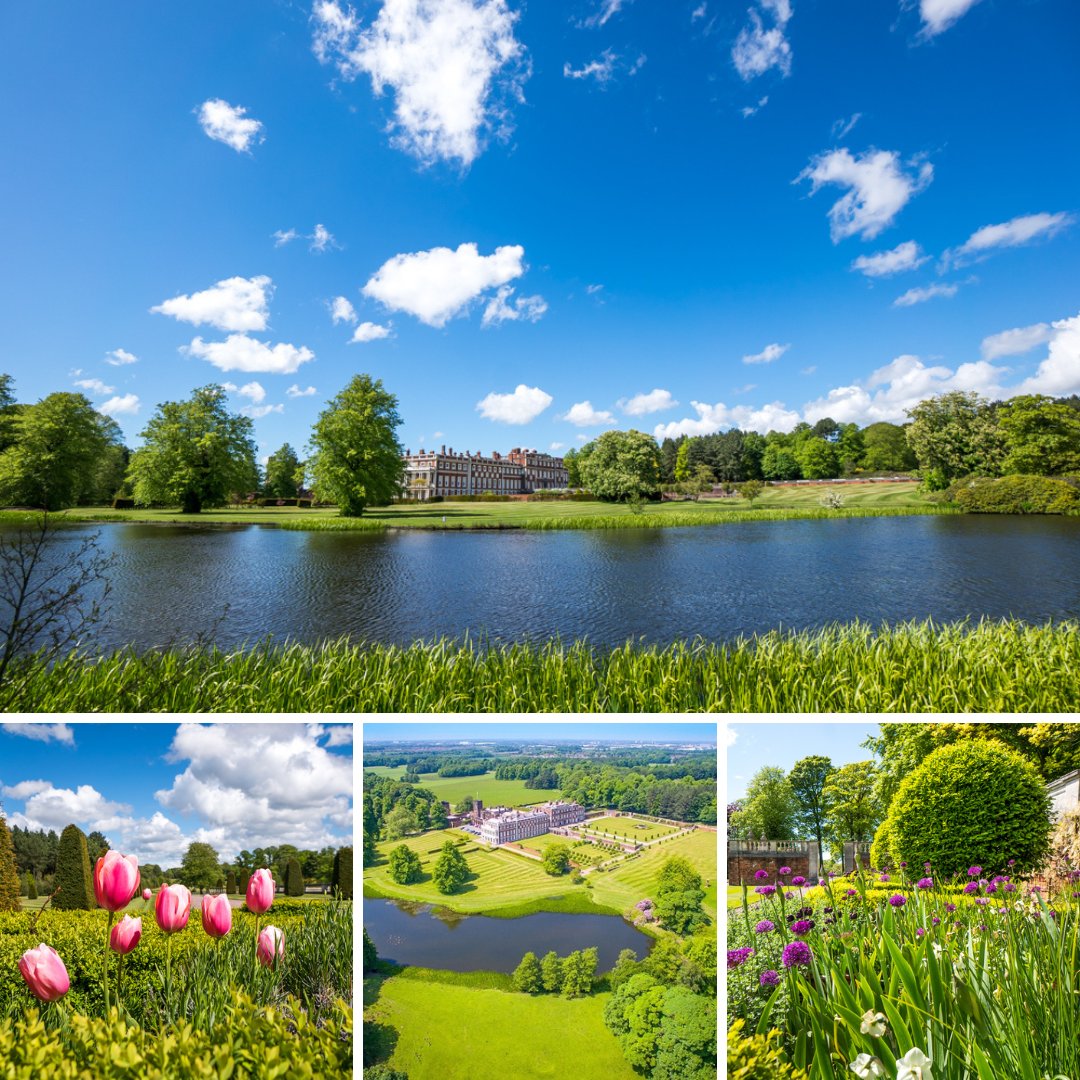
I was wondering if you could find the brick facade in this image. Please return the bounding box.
[402,445,568,501]
[728,853,812,885]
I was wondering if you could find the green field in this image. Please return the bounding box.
[365,973,638,1080]
[578,817,682,842]
[362,766,562,807]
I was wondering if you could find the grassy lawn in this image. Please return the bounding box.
[365,973,638,1080]
[362,766,562,808]
[577,817,682,842]
[5,480,941,533]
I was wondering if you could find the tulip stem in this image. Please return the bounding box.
[117,952,124,1006]
[103,911,114,1016]
[254,913,260,982]
[165,934,172,1018]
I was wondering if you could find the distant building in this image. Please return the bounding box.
[401,445,568,500]
[537,800,586,828]
[479,801,585,845]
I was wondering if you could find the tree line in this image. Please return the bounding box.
[0,372,405,516]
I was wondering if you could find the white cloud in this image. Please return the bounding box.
[619,388,678,416]
[732,0,793,82]
[832,112,862,139]
[481,285,548,327]
[184,334,315,375]
[330,296,358,324]
[74,378,116,395]
[350,321,393,343]
[222,380,267,403]
[1,779,54,799]
[797,148,933,242]
[945,211,1074,267]
[655,400,804,438]
[563,49,642,84]
[851,240,928,278]
[1016,313,1080,397]
[98,394,141,417]
[273,229,300,246]
[151,276,273,332]
[287,384,318,398]
[1,724,74,746]
[563,401,615,426]
[311,0,529,168]
[104,348,138,367]
[583,0,630,27]
[309,223,338,252]
[15,782,130,831]
[741,95,769,118]
[692,3,708,21]
[363,242,526,327]
[549,441,566,450]
[893,281,960,307]
[476,384,553,424]
[197,99,264,153]
[733,383,757,394]
[743,342,790,365]
[980,322,1054,362]
[585,283,604,295]
[801,365,817,375]
[919,0,982,37]
[241,403,285,419]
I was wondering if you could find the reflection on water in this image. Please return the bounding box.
[9,515,1080,651]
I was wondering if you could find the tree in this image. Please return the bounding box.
[610,948,642,990]
[836,423,865,475]
[363,927,377,972]
[25,871,38,900]
[0,816,21,912]
[862,421,916,473]
[542,843,571,876]
[308,374,405,516]
[561,947,598,997]
[128,385,258,512]
[653,986,718,1080]
[822,761,881,849]
[387,844,423,884]
[512,950,543,993]
[285,857,305,896]
[788,755,835,871]
[383,805,420,841]
[563,446,581,488]
[181,842,222,891]
[264,443,301,498]
[0,374,18,455]
[796,436,839,480]
[905,391,1005,485]
[431,840,468,894]
[540,950,562,992]
[654,857,707,935]
[53,823,94,910]
[0,392,117,511]
[225,867,237,894]
[761,437,801,480]
[674,440,690,483]
[331,846,354,899]
[738,766,798,840]
[85,831,110,863]
[998,394,1080,476]
[576,429,662,501]
[737,480,765,506]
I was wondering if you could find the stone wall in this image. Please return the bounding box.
[727,852,811,885]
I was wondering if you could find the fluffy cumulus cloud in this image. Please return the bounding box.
[197,99,264,153]
[151,276,273,332]
[1,723,74,745]
[476,384,553,424]
[919,0,982,37]
[274,229,300,246]
[74,377,115,395]
[1016,313,1080,397]
[583,0,630,27]
[563,49,644,85]
[980,322,1055,362]
[893,281,960,307]
[655,399,803,439]
[743,342,789,365]
[311,0,529,168]
[309,223,338,252]
[481,285,547,327]
[98,394,141,417]
[222,380,266,403]
[797,148,933,242]
[241,403,284,419]
[350,321,393,343]
[287,384,318,398]
[11,783,131,832]
[363,242,526,327]
[562,400,615,426]
[732,0,793,81]
[945,211,1075,267]
[330,296,358,324]
[851,240,928,278]
[184,335,314,375]
[619,388,677,416]
[104,348,138,367]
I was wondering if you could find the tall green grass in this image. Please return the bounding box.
[6,618,1078,711]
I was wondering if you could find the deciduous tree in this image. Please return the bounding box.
[264,443,301,498]
[737,765,799,841]
[540,950,562,992]
[512,950,543,993]
[577,429,662,501]
[387,844,423,884]
[542,843,571,875]
[180,841,222,891]
[788,755,835,871]
[431,840,468,894]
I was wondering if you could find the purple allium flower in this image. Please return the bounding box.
[727,947,755,969]
[879,873,890,883]
[889,894,907,907]
[916,927,926,937]
[782,941,812,968]
[916,877,933,890]
[900,862,908,868]
[1008,859,1016,867]
[975,898,989,907]
[755,885,776,896]
[825,916,835,925]
[992,876,1007,885]
[986,884,997,894]
[755,920,775,934]
[1004,882,1016,892]
[791,876,806,886]
[978,924,988,932]
[968,866,983,878]
[945,903,957,913]
[779,866,791,876]
[931,917,941,925]
[924,862,932,871]
[754,870,770,881]
[759,969,780,987]
[818,878,827,886]
[963,882,980,894]
[850,911,859,920]
[845,888,857,897]
[785,891,795,900]
[791,920,813,936]
[1030,885,1042,894]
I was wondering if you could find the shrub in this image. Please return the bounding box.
[947,474,1080,514]
[53,824,94,910]
[332,847,353,899]
[877,740,1052,875]
[285,858,304,897]
[727,1020,809,1079]
[0,819,19,913]
[226,868,236,895]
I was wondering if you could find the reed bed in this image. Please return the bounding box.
[6,618,1078,711]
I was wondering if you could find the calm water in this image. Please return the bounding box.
[12,515,1080,651]
[363,899,653,973]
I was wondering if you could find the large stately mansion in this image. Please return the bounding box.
[474,800,586,845]
[402,445,568,500]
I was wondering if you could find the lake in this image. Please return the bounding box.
[12,515,1080,651]
[363,899,654,973]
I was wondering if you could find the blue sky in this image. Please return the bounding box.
[728,721,881,800]
[362,721,717,743]
[0,722,353,867]
[1,1,1077,467]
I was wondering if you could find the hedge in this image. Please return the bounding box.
[727,1020,809,1079]
[53,825,94,911]
[947,474,1080,514]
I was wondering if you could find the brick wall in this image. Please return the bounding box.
[728,853,811,884]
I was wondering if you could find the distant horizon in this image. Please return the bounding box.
[362,721,717,744]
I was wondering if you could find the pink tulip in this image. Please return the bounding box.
[94,850,141,912]
[256,925,284,967]
[109,915,142,955]
[202,894,232,939]
[154,883,191,933]
[19,943,70,1002]
[142,888,152,901]
[246,868,275,915]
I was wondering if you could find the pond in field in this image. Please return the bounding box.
[10,514,1080,651]
[362,899,654,973]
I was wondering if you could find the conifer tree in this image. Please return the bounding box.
[0,817,21,912]
[226,867,237,895]
[285,857,304,896]
[53,823,94,910]
[331,846,354,899]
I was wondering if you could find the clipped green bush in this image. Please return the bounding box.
[727,1020,808,1079]
[53,824,94,910]
[285,858,304,897]
[948,474,1080,514]
[225,868,236,895]
[0,819,19,913]
[332,847,353,899]
[877,740,1052,875]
